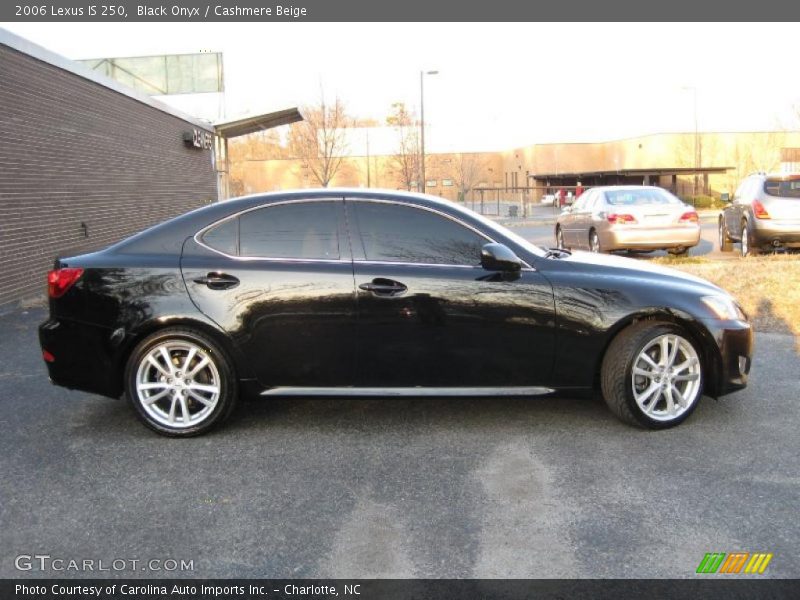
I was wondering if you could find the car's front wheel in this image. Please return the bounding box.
[125,327,238,436]
[601,321,703,429]
[719,218,733,252]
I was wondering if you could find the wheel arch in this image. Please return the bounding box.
[594,309,723,397]
[111,315,253,397]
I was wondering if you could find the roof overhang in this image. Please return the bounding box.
[214,108,304,139]
[531,166,734,179]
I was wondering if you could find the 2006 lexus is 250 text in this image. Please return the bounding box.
[39,189,753,436]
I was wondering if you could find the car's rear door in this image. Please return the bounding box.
[180,198,357,388]
[346,198,555,388]
[564,191,592,247]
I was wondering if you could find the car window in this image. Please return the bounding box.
[352,202,487,266]
[572,191,591,211]
[238,201,340,259]
[764,177,800,199]
[201,217,238,255]
[605,188,681,206]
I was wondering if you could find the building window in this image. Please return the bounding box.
[442,179,454,187]
[426,180,437,188]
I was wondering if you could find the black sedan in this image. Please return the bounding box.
[40,189,753,436]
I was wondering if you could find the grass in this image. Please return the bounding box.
[653,254,800,340]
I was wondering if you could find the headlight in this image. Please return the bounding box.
[701,295,746,320]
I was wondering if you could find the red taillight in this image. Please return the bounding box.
[42,349,55,363]
[752,200,771,219]
[607,213,637,224]
[679,211,699,223]
[47,268,84,298]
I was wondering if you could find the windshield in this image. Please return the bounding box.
[764,177,800,199]
[457,206,548,257]
[605,188,682,206]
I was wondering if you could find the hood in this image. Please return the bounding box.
[561,250,725,294]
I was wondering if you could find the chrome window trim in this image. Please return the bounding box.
[193,197,348,262]
[193,195,533,270]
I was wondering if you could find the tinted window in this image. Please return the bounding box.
[353,202,487,265]
[606,188,681,206]
[764,177,800,199]
[201,217,237,255]
[239,202,340,259]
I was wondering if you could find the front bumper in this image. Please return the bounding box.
[701,318,753,397]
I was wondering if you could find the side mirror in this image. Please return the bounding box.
[481,243,522,272]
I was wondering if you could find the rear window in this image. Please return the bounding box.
[764,178,800,199]
[605,188,682,206]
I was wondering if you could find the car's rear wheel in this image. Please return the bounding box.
[719,218,733,252]
[556,226,565,249]
[125,327,238,436]
[740,221,759,257]
[589,229,602,253]
[601,321,703,429]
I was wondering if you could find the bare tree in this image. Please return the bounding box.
[386,102,420,191]
[447,153,488,202]
[288,94,351,187]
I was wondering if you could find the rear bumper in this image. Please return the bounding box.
[701,318,754,397]
[751,221,800,247]
[602,226,701,250]
[39,317,123,398]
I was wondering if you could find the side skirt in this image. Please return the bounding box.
[260,386,556,397]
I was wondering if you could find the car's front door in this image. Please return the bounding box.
[346,198,556,387]
[563,191,592,247]
[181,198,357,388]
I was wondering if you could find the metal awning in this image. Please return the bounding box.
[214,107,304,138]
[531,166,734,180]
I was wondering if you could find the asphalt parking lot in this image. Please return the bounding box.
[1,307,799,579]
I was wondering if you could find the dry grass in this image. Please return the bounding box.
[653,254,800,340]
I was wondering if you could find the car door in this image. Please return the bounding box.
[565,192,593,248]
[727,180,749,239]
[180,198,357,388]
[346,198,556,388]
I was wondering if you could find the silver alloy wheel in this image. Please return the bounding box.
[590,231,600,253]
[134,340,221,428]
[741,224,749,256]
[631,333,701,422]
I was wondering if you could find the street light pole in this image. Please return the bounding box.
[419,70,438,193]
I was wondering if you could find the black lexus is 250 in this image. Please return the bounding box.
[39,189,753,436]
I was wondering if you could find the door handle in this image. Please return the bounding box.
[359,278,408,297]
[193,272,240,290]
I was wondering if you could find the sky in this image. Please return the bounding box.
[3,22,798,152]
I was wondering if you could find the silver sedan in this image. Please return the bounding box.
[555,186,701,254]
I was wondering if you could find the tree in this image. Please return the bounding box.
[287,94,351,187]
[386,102,420,191]
[447,153,488,202]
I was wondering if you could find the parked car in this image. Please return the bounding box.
[541,194,556,206]
[719,173,800,256]
[555,186,701,254]
[40,189,752,436]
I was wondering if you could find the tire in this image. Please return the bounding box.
[125,327,238,436]
[719,218,733,252]
[740,221,759,257]
[601,321,703,429]
[555,226,566,249]
[589,229,602,253]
